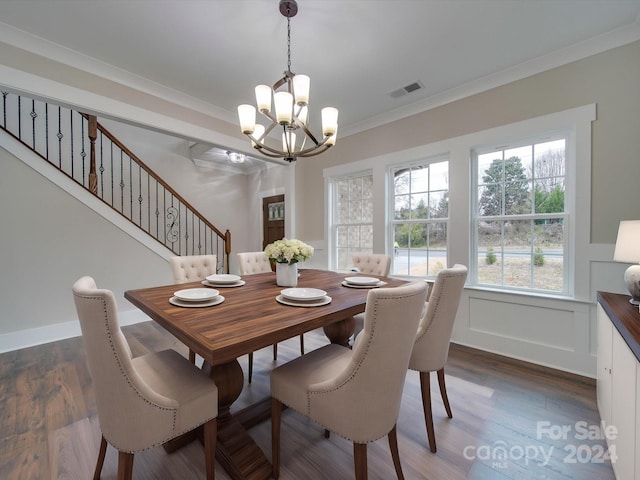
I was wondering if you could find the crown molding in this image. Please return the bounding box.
[341,15,640,138]
[0,21,237,124]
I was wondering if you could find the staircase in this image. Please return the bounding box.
[0,91,230,272]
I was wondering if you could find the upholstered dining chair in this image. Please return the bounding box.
[409,264,467,453]
[351,253,391,276]
[170,254,218,364]
[170,254,218,284]
[236,251,305,383]
[270,281,428,480]
[72,276,218,480]
[236,251,272,276]
[350,253,392,341]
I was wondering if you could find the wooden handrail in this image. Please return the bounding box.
[90,116,228,241]
[0,92,231,272]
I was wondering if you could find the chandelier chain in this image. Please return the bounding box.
[287,15,292,73]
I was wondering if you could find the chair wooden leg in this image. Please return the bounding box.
[299,334,304,355]
[388,425,405,480]
[419,371,437,453]
[247,352,254,384]
[117,451,134,480]
[271,398,283,479]
[93,435,108,480]
[189,348,196,364]
[353,442,368,480]
[203,418,217,480]
[273,343,278,360]
[437,367,453,418]
[324,429,330,438]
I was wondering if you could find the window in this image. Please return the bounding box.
[473,135,567,293]
[331,173,374,270]
[390,158,449,277]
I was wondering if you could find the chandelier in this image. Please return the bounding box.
[237,0,338,163]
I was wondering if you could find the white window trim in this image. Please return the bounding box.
[388,154,450,278]
[324,103,595,300]
[470,131,572,295]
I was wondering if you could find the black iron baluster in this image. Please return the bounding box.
[45,103,49,161]
[120,150,124,214]
[80,114,86,185]
[138,163,143,226]
[1,91,7,128]
[70,110,74,178]
[57,106,63,168]
[30,99,37,149]
[99,131,105,198]
[17,95,21,140]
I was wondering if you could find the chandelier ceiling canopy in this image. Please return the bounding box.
[237,0,338,163]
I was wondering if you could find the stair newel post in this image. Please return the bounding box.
[225,229,231,273]
[88,115,98,195]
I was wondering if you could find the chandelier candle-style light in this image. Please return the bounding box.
[237,0,338,163]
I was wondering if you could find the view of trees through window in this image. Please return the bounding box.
[475,138,566,292]
[391,160,449,277]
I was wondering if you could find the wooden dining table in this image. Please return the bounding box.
[124,268,406,480]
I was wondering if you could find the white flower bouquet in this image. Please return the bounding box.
[264,238,314,265]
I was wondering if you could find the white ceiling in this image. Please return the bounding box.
[1,0,639,170]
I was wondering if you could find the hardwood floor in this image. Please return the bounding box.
[0,321,614,480]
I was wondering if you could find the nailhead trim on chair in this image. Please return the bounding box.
[78,293,180,452]
[301,289,425,444]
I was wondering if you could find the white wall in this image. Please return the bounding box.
[0,119,288,351]
[0,140,173,349]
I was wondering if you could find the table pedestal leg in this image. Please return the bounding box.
[202,359,272,480]
[323,316,356,347]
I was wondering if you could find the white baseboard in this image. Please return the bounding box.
[0,309,150,353]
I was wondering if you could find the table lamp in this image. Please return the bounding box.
[613,220,640,305]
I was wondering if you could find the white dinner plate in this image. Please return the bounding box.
[280,287,327,301]
[341,280,387,289]
[205,274,241,284]
[173,288,219,302]
[170,295,224,308]
[276,295,332,308]
[201,279,246,288]
[344,276,380,286]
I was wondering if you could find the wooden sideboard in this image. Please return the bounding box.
[596,291,640,480]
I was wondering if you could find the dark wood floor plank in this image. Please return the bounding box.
[0,321,615,480]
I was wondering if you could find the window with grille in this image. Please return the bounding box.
[472,135,568,293]
[390,158,449,277]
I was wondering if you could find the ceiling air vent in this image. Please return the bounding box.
[389,81,423,99]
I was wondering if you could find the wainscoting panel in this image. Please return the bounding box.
[468,297,574,350]
[453,290,594,377]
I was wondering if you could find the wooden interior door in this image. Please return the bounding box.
[263,194,285,249]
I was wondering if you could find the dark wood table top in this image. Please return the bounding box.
[125,269,407,366]
[597,291,640,362]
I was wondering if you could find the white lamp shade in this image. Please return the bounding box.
[282,131,296,152]
[326,124,338,146]
[237,104,256,134]
[292,74,310,105]
[274,91,293,124]
[297,105,308,126]
[255,85,272,113]
[613,220,640,263]
[251,124,265,147]
[321,107,338,136]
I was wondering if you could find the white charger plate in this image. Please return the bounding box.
[344,276,380,286]
[201,279,246,288]
[276,295,332,308]
[173,287,219,302]
[205,274,241,284]
[341,280,387,289]
[170,295,224,308]
[280,287,327,301]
